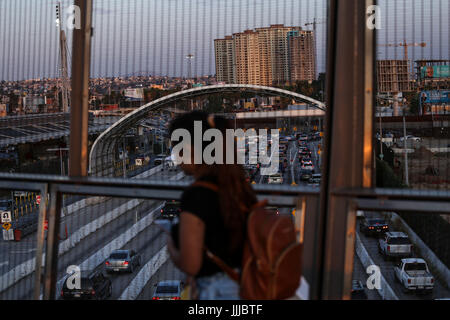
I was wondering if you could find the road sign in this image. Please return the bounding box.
[36,195,41,205]
[3,229,14,241]
[1,211,11,223]
[2,222,12,231]
[44,220,48,231]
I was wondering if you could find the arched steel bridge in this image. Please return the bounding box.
[89,84,326,176]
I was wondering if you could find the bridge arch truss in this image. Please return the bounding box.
[89,84,326,176]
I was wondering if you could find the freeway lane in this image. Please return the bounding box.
[357,212,450,300]
[0,168,185,299]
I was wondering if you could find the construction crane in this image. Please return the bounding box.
[304,18,325,33]
[56,2,70,113]
[378,41,426,61]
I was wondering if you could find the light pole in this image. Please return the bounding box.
[47,148,69,175]
[379,113,383,160]
[122,137,127,178]
[402,112,409,186]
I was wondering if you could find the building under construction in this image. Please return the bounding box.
[376,60,414,94]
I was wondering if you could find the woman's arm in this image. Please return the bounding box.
[167,211,205,276]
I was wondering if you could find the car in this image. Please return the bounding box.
[154,156,165,166]
[266,206,279,215]
[105,249,142,273]
[307,173,321,186]
[268,173,283,184]
[0,199,13,211]
[161,200,181,219]
[351,280,368,300]
[359,217,389,237]
[378,232,413,260]
[301,164,314,171]
[61,269,112,300]
[398,135,421,143]
[394,258,434,294]
[163,156,177,171]
[152,280,184,300]
[300,172,312,182]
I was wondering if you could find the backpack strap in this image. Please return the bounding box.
[205,249,240,283]
[191,181,220,192]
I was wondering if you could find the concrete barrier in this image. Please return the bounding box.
[119,247,168,300]
[355,232,398,300]
[386,212,450,290]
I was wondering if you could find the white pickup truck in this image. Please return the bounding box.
[378,232,413,260]
[394,258,434,294]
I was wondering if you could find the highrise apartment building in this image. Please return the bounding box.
[287,30,316,83]
[214,36,235,84]
[214,25,316,86]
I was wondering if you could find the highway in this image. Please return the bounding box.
[356,212,450,300]
[1,133,448,300]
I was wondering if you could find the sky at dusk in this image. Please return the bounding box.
[0,0,448,81]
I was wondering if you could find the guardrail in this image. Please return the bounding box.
[0,173,448,300]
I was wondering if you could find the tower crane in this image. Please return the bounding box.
[378,41,426,61]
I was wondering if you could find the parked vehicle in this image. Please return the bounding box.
[359,217,389,237]
[61,270,112,300]
[152,280,184,300]
[378,232,413,260]
[105,249,141,273]
[394,258,434,294]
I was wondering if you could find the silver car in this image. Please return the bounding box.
[105,249,141,273]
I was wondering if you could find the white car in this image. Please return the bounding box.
[394,258,434,294]
[399,135,421,142]
[268,174,283,184]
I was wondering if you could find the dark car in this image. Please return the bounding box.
[351,280,368,300]
[105,249,142,273]
[0,199,13,211]
[300,172,313,181]
[61,270,112,300]
[161,200,181,219]
[359,217,389,237]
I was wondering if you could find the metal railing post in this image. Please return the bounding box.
[43,184,62,300]
[69,0,93,177]
[318,0,376,299]
[33,184,49,300]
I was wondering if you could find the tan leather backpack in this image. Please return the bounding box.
[193,181,303,300]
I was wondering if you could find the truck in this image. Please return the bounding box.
[378,232,413,260]
[394,258,434,294]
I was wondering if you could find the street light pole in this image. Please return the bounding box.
[379,114,383,160]
[122,137,127,178]
[402,113,409,186]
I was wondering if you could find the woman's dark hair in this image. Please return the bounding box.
[169,110,257,254]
